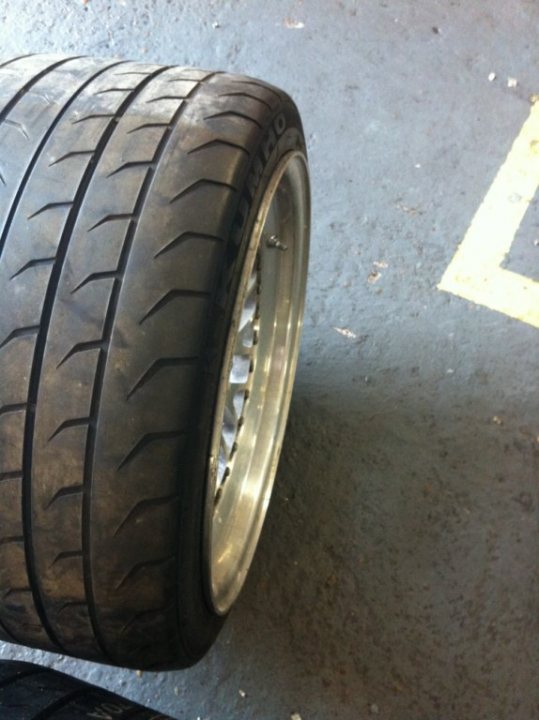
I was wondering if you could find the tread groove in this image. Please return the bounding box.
[115,71,154,77]
[2,117,30,139]
[107,160,156,178]
[0,471,23,482]
[72,112,116,124]
[154,230,223,259]
[114,496,178,536]
[127,122,170,135]
[204,109,263,128]
[117,431,188,470]
[0,403,27,418]
[28,90,55,106]
[169,178,237,204]
[147,95,188,103]
[0,54,37,70]
[45,485,83,510]
[187,138,250,156]
[23,64,170,658]
[140,289,211,324]
[3,586,31,599]
[49,150,95,166]
[48,417,91,442]
[166,72,216,82]
[96,87,135,94]
[57,339,105,368]
[88,212,138,231]
[219,91,273,109]
[119,601,173,635]
[71,270,120,294]
[115,555,175,591]
[10,257,56,280]
[27,201,74,220]
[127,357,199,398]
[57,600,87,614]
[50,549,83,567]
[0,325,39,350]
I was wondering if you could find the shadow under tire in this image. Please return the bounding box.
[0,55,309,668]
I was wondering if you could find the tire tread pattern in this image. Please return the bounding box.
[0,54,296,668]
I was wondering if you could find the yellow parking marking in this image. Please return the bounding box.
[439,101,539,328]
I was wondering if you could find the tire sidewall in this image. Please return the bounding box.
[175,100,307,663]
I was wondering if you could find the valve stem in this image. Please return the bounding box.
[265,234,288,251]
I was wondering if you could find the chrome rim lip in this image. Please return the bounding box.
[204,151,310,615]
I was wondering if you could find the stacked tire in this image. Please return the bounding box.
[0,660,172,719]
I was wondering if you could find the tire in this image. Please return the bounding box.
[0,660,172,719]
[0,55,310,668]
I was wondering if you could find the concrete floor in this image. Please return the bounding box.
[1,1,539,718]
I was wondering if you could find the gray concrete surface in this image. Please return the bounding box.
[1,1,539,718]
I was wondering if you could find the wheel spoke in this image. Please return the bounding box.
[239,295,256,330]
[221,410,236,453]
[217,443,228,486]
[217,262,259,498]
[236,320,256,351]
[229,353,251,384]
[232,388,246,418]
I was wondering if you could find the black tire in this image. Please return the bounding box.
[0,660,172,719]
[0,54,307,668]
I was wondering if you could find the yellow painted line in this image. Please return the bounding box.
[439,101,539,328]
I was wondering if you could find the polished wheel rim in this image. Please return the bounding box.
[205,151,310,615]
